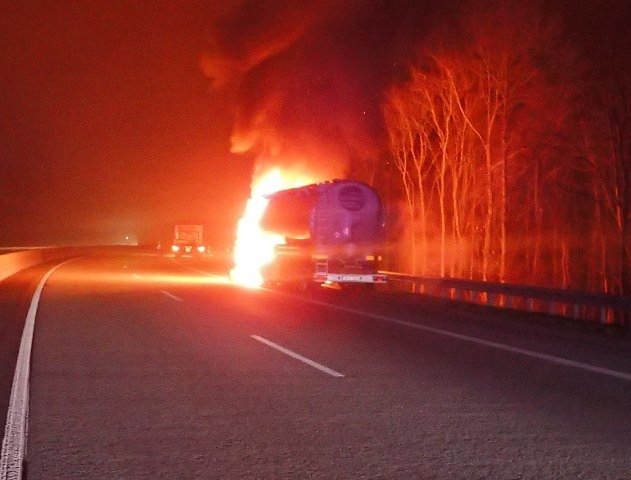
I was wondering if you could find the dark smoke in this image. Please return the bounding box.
[201,0,448,180]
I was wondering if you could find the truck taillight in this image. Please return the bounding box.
[314,274,327,282]
[372,275,387,283]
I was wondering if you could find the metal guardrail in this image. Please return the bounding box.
[381,271,631,331]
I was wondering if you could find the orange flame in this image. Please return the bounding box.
[230,168,317,287]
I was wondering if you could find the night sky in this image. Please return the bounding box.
[1,1,242,246]
[1,0,629,247]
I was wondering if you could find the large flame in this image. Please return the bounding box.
[230,168,316,287]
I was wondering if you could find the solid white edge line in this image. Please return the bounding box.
[304,299,631,383]
[1,257,78,480]
[132,273,142,279]
[251,335,344,378]
[160,290,183,302]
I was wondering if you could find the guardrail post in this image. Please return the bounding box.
[572,304,581,320]
[527,298,535,312]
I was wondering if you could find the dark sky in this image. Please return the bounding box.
[1,1,244,246]
[1,0,628,247]
[0,0,449,247]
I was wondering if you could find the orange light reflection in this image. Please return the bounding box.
[48,269,230,287]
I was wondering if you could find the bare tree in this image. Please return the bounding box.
[383,0,578,286]
[384,85,433,274]
[577,69,631,296]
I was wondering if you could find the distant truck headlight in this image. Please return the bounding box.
[197,245,206,253]
[171,244,180,252]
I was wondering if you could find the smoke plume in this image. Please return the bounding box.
[201,0,444,180]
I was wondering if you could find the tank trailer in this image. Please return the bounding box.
[260,179,386,289]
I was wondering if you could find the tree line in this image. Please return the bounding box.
[377,0,631,296]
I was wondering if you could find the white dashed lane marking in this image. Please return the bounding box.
[160,290,183,302]
[251,335,345,378]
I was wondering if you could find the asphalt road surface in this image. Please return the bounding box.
[2,252,631,479]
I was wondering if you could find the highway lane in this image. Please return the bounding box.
[2,252,631,478]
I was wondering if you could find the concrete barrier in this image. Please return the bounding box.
[0,250,45,282]
[0,248,83,283]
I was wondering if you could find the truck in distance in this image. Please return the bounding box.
[170,224,208,257]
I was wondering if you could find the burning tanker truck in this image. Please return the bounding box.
[260,179,387,289]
